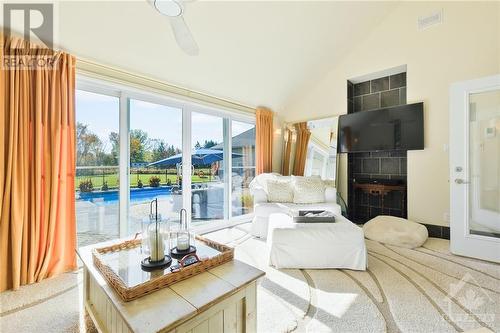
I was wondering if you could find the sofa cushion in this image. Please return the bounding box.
[267,179,294,203]
[363,215,428,249]
[292,176,325,204]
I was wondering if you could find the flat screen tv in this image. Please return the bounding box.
[338,102,424,153]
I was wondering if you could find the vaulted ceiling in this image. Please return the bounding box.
[57,1,397,111]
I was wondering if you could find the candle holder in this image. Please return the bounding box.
[170,208,196,259]
[141,199,172,271]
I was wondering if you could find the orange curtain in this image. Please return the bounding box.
[0,35,77,292]
[255,107,273,174]
[292,122,311,176]
[281,127,292,176]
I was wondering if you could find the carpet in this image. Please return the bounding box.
[1,223,499,333]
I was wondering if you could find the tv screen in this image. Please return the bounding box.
[338,102,424,153]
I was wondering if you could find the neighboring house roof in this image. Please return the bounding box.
[212,128,255,150]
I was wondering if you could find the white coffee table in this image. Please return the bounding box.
[266,213,367,270]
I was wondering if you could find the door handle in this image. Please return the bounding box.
[455,179,469,184]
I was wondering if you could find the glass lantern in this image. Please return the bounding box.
[140,199,171,271]
[171,208,196,258]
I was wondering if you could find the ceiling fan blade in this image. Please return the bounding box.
[169,15,199,56]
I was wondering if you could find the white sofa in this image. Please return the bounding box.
[249,173,341,238]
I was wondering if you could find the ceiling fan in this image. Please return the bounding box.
[148,0,199,56]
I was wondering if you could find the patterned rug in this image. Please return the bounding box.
[1,223,499,333]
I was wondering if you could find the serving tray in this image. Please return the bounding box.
[92,235,234,302]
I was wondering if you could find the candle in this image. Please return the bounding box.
[177,232,190,251]
[149,228,165,262]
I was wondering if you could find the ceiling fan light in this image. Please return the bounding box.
[154,0,183,17]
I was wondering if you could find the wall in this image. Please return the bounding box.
[282,2,500,226]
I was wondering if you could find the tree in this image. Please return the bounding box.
[130,129,150,163]
[108,132,119,165]
[194,141,201,150]
[203,140,217,149]
[77,122,104,166]
[151,139,169,162]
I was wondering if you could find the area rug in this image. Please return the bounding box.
[1,223,499,333]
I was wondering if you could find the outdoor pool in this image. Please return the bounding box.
[77,186,174,205]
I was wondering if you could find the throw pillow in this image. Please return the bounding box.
[292,176,326,204]
[267,180,294,203]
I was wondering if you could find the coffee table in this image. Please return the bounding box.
[78,238,264,333]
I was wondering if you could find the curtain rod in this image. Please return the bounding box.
[76,58,256,115]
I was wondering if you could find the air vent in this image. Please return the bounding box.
[418,10,443,30]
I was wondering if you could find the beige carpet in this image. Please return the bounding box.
[1,223,499,333]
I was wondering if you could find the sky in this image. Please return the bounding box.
[76,90,254,153]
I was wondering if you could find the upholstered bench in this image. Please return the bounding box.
[266,213,367,270]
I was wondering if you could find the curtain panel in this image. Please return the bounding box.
[255,107,273,174]
[0,35,77,291]
[292,122,311,176]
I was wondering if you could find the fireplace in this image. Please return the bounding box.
[347,72,408,223]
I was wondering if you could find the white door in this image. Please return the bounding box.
[450,74,500,263]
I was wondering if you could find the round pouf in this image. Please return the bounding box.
[363,215,428,249]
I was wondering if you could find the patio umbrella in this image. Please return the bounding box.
[147,149,242,167]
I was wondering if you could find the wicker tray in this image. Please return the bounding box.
[92,235,234,302]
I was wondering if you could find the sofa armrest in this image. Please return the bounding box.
[324,187,337,203]
[251,187,268,204]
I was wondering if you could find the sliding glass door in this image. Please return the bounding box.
[75,78,255,244]
[128,99,183,234]
[191,112,227,224]
[75,90,120,246]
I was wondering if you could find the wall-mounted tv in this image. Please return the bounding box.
[338,102,424,153]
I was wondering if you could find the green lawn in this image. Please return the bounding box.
[76,171,212,190]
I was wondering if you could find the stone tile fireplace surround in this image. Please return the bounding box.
[347,72,408,223]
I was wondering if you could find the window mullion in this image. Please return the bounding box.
[118,93,130,238]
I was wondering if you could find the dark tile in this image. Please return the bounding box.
[424,224,442,238]
[381,89,400,108]
[371,151,391,157]
[369,207,382,219]
[390,72,406,89]
[354,81,370,96]
[442,227,450,240]
[390,150,407,157]
[380,158,400,174]
[362,159,380,174]
[371,77,389,93]
[348,101,354,114]
[400,158,407,174]
[400,87,407,104]
[347,82,354,99]
[371,175,390,180]
[354,96,362,112]
[353,173,371,181]
[356,152,371,158]
[369,194,381,206]
[389,209,403,217]
[353,160,362,173]
[362,93,380,111]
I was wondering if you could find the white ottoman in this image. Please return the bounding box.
[267,213,367,270]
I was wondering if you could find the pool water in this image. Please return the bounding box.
[77,186,174,205]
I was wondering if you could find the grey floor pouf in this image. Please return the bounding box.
[363,215,429,248]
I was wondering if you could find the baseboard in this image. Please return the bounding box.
[421,224,450,240]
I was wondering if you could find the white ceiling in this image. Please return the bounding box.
[57,1,397,112]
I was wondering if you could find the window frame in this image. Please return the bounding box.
[76,75,255,237]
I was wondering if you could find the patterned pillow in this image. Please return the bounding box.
[292,176,326,204]
[267,179,294,203]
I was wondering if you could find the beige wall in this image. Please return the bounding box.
[282,2,500,226]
